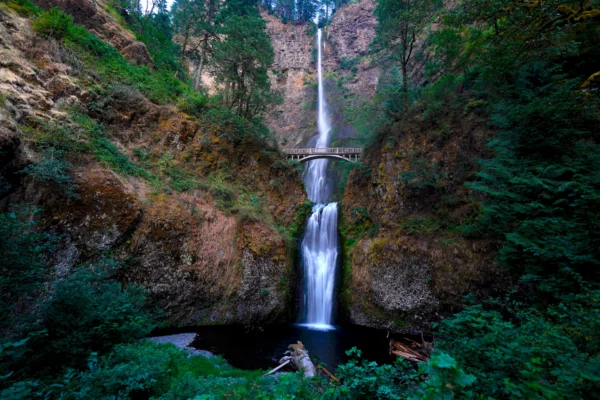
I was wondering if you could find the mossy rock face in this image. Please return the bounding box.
[340,109,507,334]
[0,4,307,327]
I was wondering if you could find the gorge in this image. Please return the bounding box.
[1,0,599,398]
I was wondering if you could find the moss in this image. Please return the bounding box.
[1,0,39,16]
[394,314,407,328]
[464,99,486,113]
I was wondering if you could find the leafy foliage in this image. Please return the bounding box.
[211,0,278,119]
[324,347,475,399]
[53,341,321,399]
[0,208,53,330]
[22,149,78,199]
[437,302,600,398]
[30,258,155,371]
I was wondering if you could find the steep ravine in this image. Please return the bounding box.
[0,3,308,327]
[261,0,507,334]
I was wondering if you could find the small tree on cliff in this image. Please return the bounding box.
[211,0,276,118]
[173,0,221,90]
[373,0,438,109]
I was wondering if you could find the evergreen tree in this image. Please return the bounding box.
[373,0,438,108]
[211,0,276,118]
[172,0,221,89]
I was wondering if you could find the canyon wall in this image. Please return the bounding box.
[340,112,507,334]
[263,12,316,147]
[0,3,307,327]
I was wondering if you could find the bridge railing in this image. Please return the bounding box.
[283,147,363,155]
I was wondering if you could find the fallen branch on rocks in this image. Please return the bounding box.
[319,365,340,383]
[390,340,429,363]
[264,359,291,376]
[279,341,317,378]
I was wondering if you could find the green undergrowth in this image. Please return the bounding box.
[276,199,312,245]
[23,111,273,225]
[338,205,378,310]
[31,7,206,107]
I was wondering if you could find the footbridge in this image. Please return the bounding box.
[283,147,363,163]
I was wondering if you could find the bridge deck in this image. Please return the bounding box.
[283,147,363,163]
[283,148,362,155]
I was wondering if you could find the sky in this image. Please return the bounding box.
[142,0,175,12]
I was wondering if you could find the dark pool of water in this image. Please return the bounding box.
[155,324,394,371]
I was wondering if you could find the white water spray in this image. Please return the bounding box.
[301,29,339,331]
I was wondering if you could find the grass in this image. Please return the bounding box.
[182,353,265,379]
[0,0,39,16]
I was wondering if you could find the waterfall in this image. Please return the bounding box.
[301,29,339,331]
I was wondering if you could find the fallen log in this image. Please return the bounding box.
[279,341,317,378]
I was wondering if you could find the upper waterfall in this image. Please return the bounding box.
[304,29,333,204]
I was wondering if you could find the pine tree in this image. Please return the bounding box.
[173,0,221,89]
[211,0,276,118]
[373,0,438,108]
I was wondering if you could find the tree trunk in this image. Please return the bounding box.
[179,21,192,65]
[279,342,316,378]
[402,62,409,107]
[194,35,209,91]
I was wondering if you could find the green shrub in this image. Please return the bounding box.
[32,7,74,39]
[31,258,155,371]
[340,56,359,71]
[437,303,600,398]
[177,92,209,117]
[200,108,276,146]
[326,347,474,399]
[56,341,319,399]
[0,207,54,330]
[22,149,79,199]
[326,347,416,399]
[411,352,476,400]
[0,0,39,16]
[60,342,184,399]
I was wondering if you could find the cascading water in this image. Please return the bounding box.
[300,29,339,331]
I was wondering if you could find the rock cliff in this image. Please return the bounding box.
[324,0,379,100]
[340,112,508,333]
[0,4,307,326]
[35,0,153,66]
[263,12,317,147]
[263,0,379,147]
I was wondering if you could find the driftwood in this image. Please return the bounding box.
[264,359,291,376]
[279,341,317,378]
[390,340,429,363]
